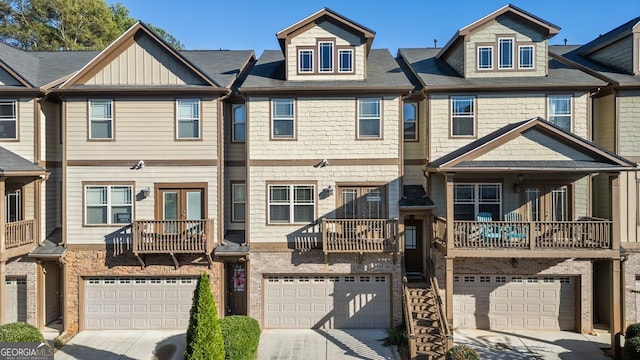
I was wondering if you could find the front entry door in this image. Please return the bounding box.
[404,219,423,273]
[226,262,247,315]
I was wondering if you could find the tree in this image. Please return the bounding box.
[0,0,184,50]
[185,272,225,360]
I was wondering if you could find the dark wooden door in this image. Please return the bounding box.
[404,219,423,273]
[226,262,247,315]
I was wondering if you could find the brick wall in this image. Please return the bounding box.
[6,257,38,326]
[624,253,640,329]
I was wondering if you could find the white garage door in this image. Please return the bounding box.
[264,274,390,329]
[5,277,27,323]
[454,275,575,330]
[636,276,640,323]
[84,277,197,330]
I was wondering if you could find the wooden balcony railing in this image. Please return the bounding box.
[4,219,36,250]
[451,219,611,250]
[132,219,215,255]
[322,218,399,254]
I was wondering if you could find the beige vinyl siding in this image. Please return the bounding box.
[617,90,640,157]
[593,94,615,152]
[249,165,400,245]
[443,41,464,75]
[592,174,611,221]
[429,92,588,160]
[1,98,35,160]
[248,96,400,160]
[65,97,218,160]
[0,68,22,86]
[85,34,205,86]
[65,166,218,246]
[224,166,246,231]
[223,103,246,162]
[588,36,634,74]
[42,101,61,162]
[465,17,547,78]
[287,21,366,81]
[44,167,60,234]
[404,98,427,160]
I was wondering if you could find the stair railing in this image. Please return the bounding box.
[426,261,453,351]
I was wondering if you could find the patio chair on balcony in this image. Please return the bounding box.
[505,211,528,241]
[477,212,503,241]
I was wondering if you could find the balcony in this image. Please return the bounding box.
[321,218,399,259]
[433,217,614,258]
[1,219,37,260]
[132,219,215,268]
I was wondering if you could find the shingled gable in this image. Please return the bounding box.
[58,21,223,90]
[276,7,376,57]
[436,4,560,60]
[427,117,636,172]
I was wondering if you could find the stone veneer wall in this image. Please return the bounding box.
[6,256,38,326]
[624,252,640,329]
[249,249,402,328]
[432,251,593,333]
[62,249,222,335]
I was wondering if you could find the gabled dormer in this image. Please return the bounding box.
[575,17,640,76]
[275,8,375,81]
[437,4,559,78]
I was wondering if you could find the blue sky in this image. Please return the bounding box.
[108,1,640,56]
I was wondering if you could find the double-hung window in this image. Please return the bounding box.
[176,99,200,139]
[272,99,295,138]
[519,45,534,69]
[548,95,571,131]
[268,185,315,224]
[0,100,17,139]
[477,46,493,70]
[403,102,417,141]
[338,49,353,73]
[358,98,381,138]
[89,99,113,140]
[498,38,514,69]
[318,41,334,72]
[451,96,475,137]
[298,49,314,73]
[453,183,501,220]
[232,183,246,222]
[232,104,246,142]
[85,185,133,225]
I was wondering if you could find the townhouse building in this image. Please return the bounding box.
[0,4,638,359]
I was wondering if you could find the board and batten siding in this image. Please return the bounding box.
[248,96,400,160]
[429,92,588,160]
[286,21,366,81]
[65,166,218,246]
[65,97,218,160]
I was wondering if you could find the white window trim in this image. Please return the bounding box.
[477,46,493,70]
[232,183,246,222]
[518,44,535,69]
[271,98,295,139]
[231,104,246,143]
[84,185,133,225]
[298,49,314,73]
[357,98,382,139]
[403,102,418,141]
[453,183,502,218]
[318,41,334,73]
[450,96,475,137]
[338,49,354,73]
[88,99,113,140]
[176,99,201,139]
[547,95,572,131]
[498,37,514,70]
[268,184,315,224]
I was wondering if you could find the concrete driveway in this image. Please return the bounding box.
[256,329,400,360]
[454,329,611,359]
[55,330,185,360]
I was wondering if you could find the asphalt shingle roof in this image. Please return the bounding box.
[399,48,607,89]
[0,146,46,173]
[180,50,254,88]
[240,49,413,90]
[399,185,435,208]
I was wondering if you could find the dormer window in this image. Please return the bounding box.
[338,49,353,73]
[318,41,334,72]
[519,45,534,69]
[498,38,514,69]
[298,49,314,73]
[477,46,493,70]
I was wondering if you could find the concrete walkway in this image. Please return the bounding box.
[256,329,400,360]
[55,330,185,360]
[454,329,611,359]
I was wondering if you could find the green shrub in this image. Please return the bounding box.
[446,344,480,360]
[220,316,261,360]
[624,336,640,360]
[626,323,640,340]
[382,325,407,346]
[0,322,44,343]
[185,272,225,360]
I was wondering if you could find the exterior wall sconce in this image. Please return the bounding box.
[513,174,524,193]
[138,187,151,200]
[511,257,519,268]
[326,185,334,196]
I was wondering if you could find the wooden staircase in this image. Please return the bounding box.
[403,270,451,359]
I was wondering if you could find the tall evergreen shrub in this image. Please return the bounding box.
[185,272,225,360]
